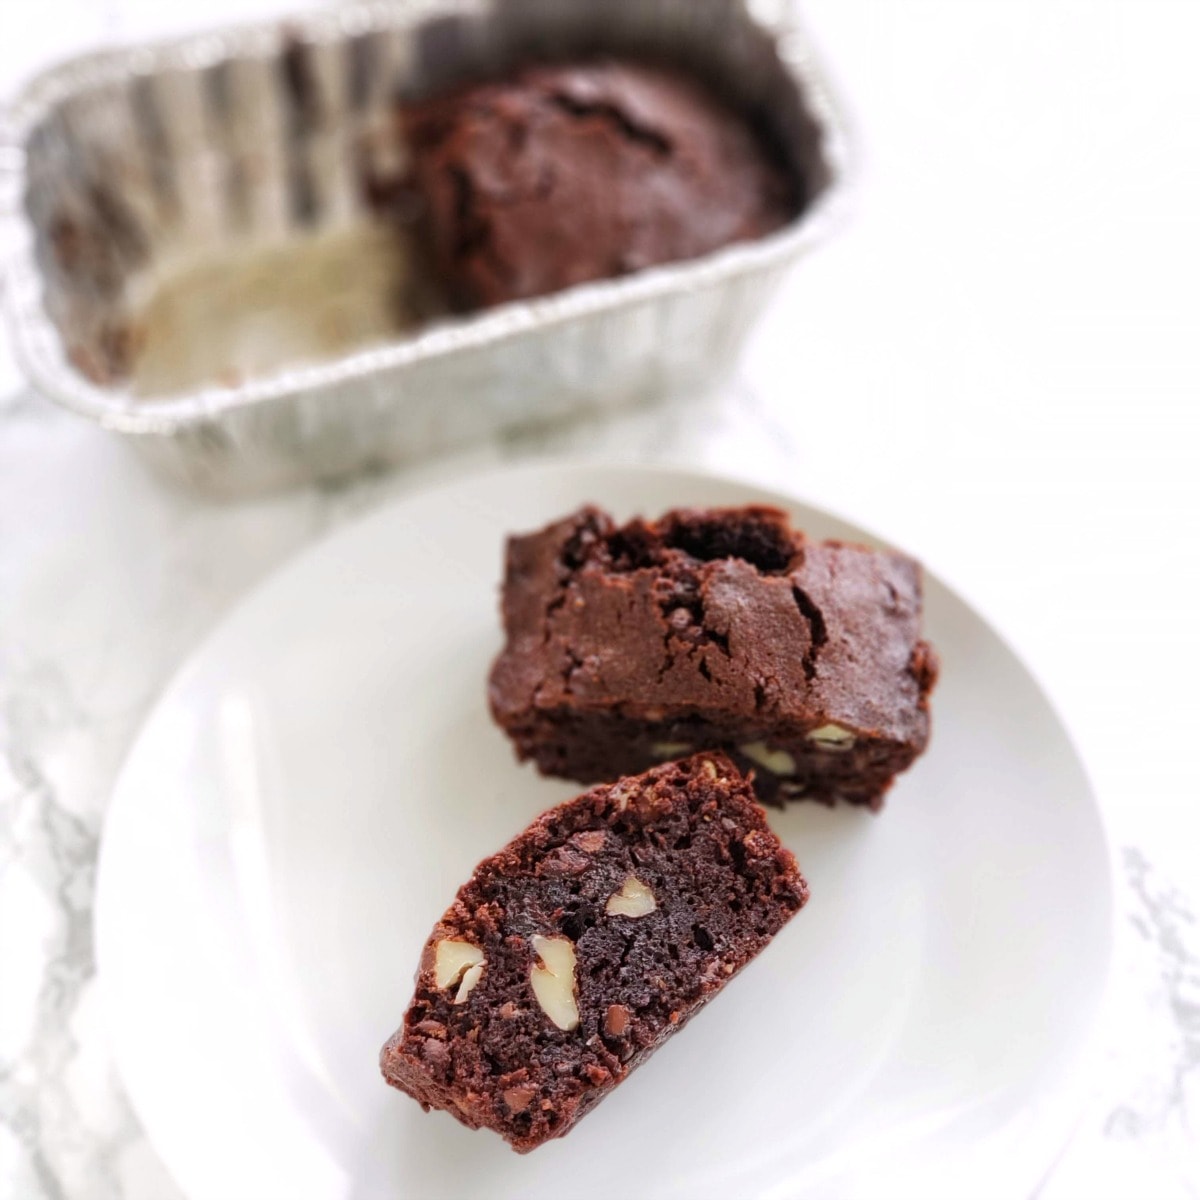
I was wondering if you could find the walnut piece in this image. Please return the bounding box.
[605,876,657,918]
[739,741,797,775]
[434,940,485,1006]
[454,964,484,1004]
[806,723,856,751]
[530,935,580,1031]
[609,782,635,812]
[651,741,693,758]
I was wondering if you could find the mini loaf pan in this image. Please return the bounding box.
[0,0,847,496]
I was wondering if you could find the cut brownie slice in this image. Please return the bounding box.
[379,754,807,1152]
[488,505,939,808]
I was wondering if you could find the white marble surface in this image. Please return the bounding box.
[2,1,1199,1198]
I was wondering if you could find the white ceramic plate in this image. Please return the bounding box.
[95,463,1112,1200]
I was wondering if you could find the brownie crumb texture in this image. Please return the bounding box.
[397,60,798,311]
[379,755,807,1151]
[488,505,939,809]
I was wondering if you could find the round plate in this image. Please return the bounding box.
[95,463,1112,1200]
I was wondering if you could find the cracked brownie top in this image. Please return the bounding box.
[489,505,937,749]
[397,60,798,310]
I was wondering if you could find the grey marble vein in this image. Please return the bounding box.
[1109,849,1200,1141]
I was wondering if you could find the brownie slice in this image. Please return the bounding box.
[379,754,807,1152]
[488,506,939,809]
[396,60,797,311]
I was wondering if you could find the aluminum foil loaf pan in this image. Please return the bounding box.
[1,0,847,495]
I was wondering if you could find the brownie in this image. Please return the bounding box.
[397,60,796,310]
[488,506,939,809]
[379,754,807,1152]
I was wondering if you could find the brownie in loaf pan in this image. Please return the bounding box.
[379,754,807,1151]
[397,60,797,310]
[488,505,939,808]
